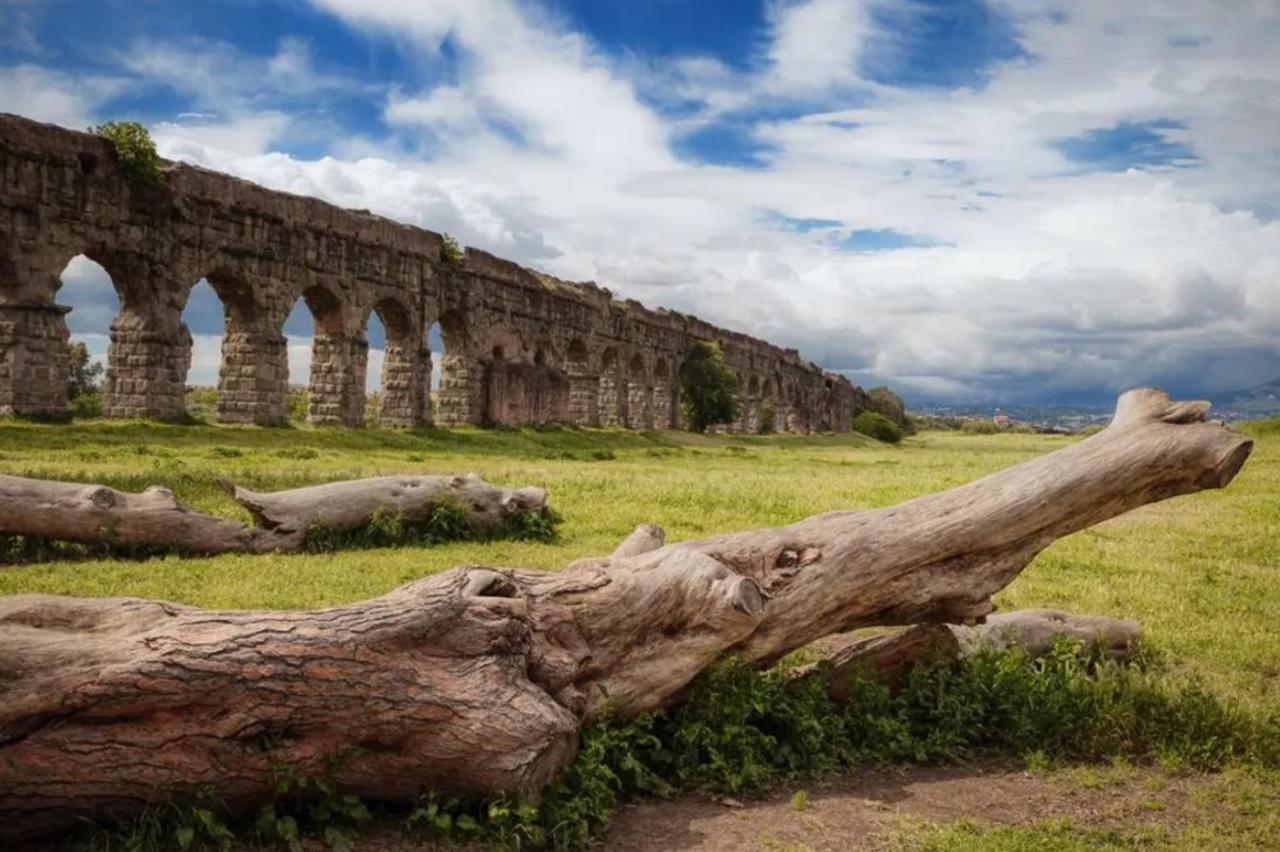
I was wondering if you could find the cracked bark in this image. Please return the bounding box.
[0,473,548,555]
[0,390,1253,842]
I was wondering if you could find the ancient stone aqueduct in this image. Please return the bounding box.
[0,113,884,432]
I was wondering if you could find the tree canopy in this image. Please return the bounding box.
[679,341,741,432]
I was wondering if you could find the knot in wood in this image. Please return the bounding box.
[84,486,116,509]
[775,547,820,570]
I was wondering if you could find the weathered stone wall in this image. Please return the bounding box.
[0,113,884,432]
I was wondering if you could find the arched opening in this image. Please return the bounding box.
[564,338,597,426]
[598,346,625,427]
[653,356,675,429]
[179,278,223,421]
[491,344,506,361]
[365,297,422,428]
[55,255,119,418]
[432,309,482,427]
[285,285,364,426]
[626,352,653,429]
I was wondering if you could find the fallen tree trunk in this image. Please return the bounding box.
[0,472,548,555]
[0,390,1253,841]
[802,609,1142,698]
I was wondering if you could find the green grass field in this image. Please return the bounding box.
[2,417,1277,850]
[2,417,1276,709]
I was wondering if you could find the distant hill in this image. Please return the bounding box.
[1213,378,1280,417]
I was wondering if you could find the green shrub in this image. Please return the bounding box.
[866,385,909,431]
[303,503,562,552]
[70,392,103,419]
[91,120,165,186]
[440,233,464,268]
[852,411,903,443]
[679,341,741,433]
[286,388,309,423]
[185,387,219,422]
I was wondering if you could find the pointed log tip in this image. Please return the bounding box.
[1203,437,1253,489]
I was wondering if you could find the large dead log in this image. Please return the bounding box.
[0,390,1253,841]
[0,472,548,555]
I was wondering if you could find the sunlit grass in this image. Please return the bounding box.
[0,417,1275,708]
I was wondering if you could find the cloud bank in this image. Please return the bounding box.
[9,0,1279,402]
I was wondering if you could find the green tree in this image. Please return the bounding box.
[866,385,909,431]
[66,341,104,398]
[852,410,903,443]
[91,120,165,186]
[679,341,741,432]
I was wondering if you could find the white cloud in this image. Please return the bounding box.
[763,0,875,95]
[0,65,123,128]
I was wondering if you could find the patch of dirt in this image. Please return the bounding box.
[598,764,1193,851]
[284,763,1203,851]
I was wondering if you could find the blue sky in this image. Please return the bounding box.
[4,0,1279,403]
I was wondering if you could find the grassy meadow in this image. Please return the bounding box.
[1,415,1276,709]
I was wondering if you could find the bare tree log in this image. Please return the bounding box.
[0,390,1252,841]
[805,610,1142,699]
[0,473,548,556]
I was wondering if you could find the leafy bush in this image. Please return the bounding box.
[852,410,903,443]
[679,341,742,433]
[867,386,909,432]
[286,388,309,423]
[440,233,464,268]
[185,387,219,423]
[70,392,104,419]
[91,120,165,186]
[302,502,562,552]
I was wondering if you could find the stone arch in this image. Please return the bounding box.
[564,338,598,426]
[19,253,117,418]
[598,346,626,427]
[480,324,526,426]
[179,267,287,425]
[70,249,194,421]
[366,295,425,428]
[431,307,485,427]
[625,352,653,429]
[652,356,677,429]
[285,283,366,427]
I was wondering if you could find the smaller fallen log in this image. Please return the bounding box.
[0,472,549,557]
[806,610,1142,699]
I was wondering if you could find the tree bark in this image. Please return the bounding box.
[0,390,1253,842]
[0,473,548,555]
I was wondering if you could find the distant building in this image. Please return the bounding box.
[993,414,1012,428]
